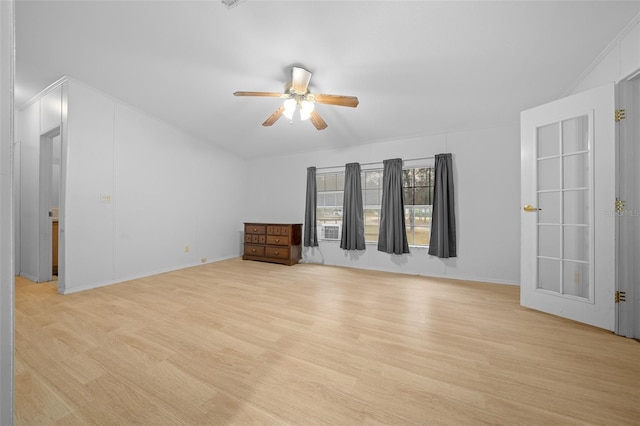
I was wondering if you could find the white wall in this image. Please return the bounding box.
[244,125,521,285]
[62,79,245,293]
[0,0,14,423]
[63,81,114,291]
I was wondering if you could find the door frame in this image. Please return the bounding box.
[616,76,639,338]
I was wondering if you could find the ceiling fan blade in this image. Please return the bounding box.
[314,94,359,108]
[291,67,312,94]
[262,105,285,127]
[234,91,285,98]
[309,110,328,130]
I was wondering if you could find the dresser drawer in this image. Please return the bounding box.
[266,225,290,236]
[246,224,266,234]
[265,246,289,260]
[244,234,266,244]
[244,245,265,257]
[266,235,289,246]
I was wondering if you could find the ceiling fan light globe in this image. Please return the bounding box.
[283,109,295,120]
[299,100,315,121]
[299,110,311,121]
[283,99,297,120]
[301,100,315,113]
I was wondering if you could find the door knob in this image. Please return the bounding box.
[523,204,541,212]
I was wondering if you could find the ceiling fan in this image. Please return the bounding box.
[234,66,359,130]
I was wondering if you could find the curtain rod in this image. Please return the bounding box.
[314,156,435,171]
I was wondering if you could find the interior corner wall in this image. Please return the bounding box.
[243,125,521,285]
[0,0,14,423]
[570,14,640,94]
[62,79,245,293]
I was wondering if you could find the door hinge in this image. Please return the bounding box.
[615,290,627,303]
[615,109,626,122]
[616,198,626,213]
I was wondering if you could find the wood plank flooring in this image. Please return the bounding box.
[15,258,640,425]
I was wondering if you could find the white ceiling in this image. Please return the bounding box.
[15,1,639,159]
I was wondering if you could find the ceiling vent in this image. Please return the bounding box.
[221,0,247,8]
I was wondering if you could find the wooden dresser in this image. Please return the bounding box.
[243,223,302,266]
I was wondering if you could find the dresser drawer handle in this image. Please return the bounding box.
[275,239,280,243]
[253,228,257,232]
[251,249,256,253]
[274,251,279,255]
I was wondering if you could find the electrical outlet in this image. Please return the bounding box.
[184,245,190,253]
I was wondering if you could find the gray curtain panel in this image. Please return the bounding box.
[378,158,410,254]
[428,153,457,258]
[340,162,366,250]
[304,166,318,247]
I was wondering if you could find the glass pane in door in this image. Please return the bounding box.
[562,116,588,153]
[563,261,589,298]
[538,158,560,190]
[563,153,588,188]
[538,225,560,258]
[538,192,561,223]
[563,190,588,225]
[538,258,560,292]
[538,122,560,157]
[563,226,589,262]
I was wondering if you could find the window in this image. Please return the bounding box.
[316,172,344,239]
[403,167,434,245]
[363,169,383,243]
[317,165,434,246]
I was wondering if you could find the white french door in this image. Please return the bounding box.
[521,83,616,331]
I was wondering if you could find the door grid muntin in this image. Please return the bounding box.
[536,114,594,302]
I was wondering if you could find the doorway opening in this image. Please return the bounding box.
[39,126,61,289]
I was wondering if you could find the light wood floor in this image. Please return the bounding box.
[15,258,640,425]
